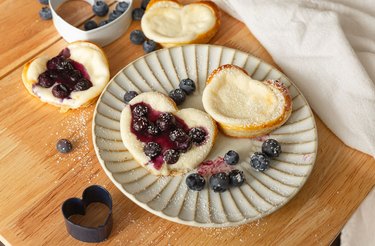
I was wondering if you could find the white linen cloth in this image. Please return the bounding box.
[212,0,375,245]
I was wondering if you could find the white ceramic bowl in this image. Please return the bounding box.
[50,0,133,46]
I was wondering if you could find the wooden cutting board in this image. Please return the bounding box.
[1,0,375,245]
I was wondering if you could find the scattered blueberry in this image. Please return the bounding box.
[179,78,196,95]
[109,10,122,21]
[141,0,150,9]
[38,71,54,88]
[262,139,281,158]
[147,124,160,136]
[133,104,148,117]
[169,128,189,143]
[116,1,129,13]
[132,117,148,132]
[74,78,92,91]
[84,20,98,31]
[228,169,245,187]
[209,172,230,192]
[39,7,52,20]
[189,127,207,145]
[224,150,239,165]
[92,0,109,17]
[56,139,73,153]
[98,20,109,27]
[186,173,205,191]
[52,84,70,99]
[143,40,157,53]
[39,0,49,5]
[124,91,138,103]
[130,30,146,45]
[163,149,180,164]
[132,8,144,20]
[169,88,186,105]
[156,112,175,131]
[250,152,270,171]
[144,142,161,159]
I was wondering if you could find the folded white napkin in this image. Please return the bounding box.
[213,0,375,158]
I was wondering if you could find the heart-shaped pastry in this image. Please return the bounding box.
[22,41,110,112]
[202,64,292,138]
[141,0,221,47]
[120,92,217,176]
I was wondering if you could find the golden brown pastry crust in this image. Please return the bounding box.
[205,64,292,138]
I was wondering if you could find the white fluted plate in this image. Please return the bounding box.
[92,44,317,227]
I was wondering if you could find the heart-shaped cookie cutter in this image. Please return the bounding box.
[61,185,113,242]
[50,0,133,46]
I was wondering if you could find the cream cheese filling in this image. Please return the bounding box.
[202,69,285,127]
[141,4,216,44]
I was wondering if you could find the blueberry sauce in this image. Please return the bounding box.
[130,102,208,170]
[35,48,92,99]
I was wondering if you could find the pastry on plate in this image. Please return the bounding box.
[22,41,110,112]
[120,91,217,176]
[141,0,221,47]
[202,64,292,138]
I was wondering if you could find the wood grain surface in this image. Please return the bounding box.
[1,0,375,245]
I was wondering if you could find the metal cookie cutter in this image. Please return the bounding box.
[62,185,113,243]
[50,0,133,46]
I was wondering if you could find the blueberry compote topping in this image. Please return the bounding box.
[36,48,92,99]
[130,102,208,170]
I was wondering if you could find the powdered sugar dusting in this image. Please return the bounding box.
[54,110,99,184]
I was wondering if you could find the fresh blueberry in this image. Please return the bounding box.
[132,117,148,132]
[175,138,192,153]
[156,112,175,131]
[209,172,230,192]
[163,149,180,164]
[186,173,205,191]
[228,169,245,187]
[39,7,52,20]
[143,40,157,53]
[169,88,186,105]
[144,142,161,159]
[52,84,70,99]
[147,124,160,136]
[189,127,207,145]
[116,1,129,13]
[262,139,281,158]
[141,0,150,9]
[250,152,270,171]
[123,91,138,104]
[130,30,146,45]
[84,20,98,31]
[92,0,109,17]
[39,0,49,5]
[132,8,144,20]
[133,104,148,117]
[56,139,73,153]
[169,128,189,143]
[98,20,109,27]
[74,78,92,91]
[109,10,123,21]
[179,78,196,95]
[38,71,54,88]
[224,150,239,165]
